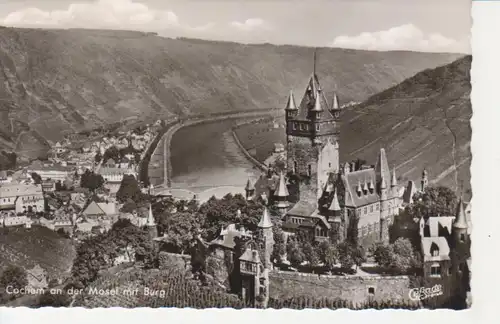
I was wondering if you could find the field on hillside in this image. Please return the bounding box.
[0,225,76,279]
[233,57,472,194]
[0,27,462,159]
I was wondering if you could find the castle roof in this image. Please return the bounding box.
[296,75,334,120]
[258,207,273,229]
[341,169,380,208]
[331,92,340,110]
[454,198,468,229]
[391,167,397,187]
[286,200,317,217]
[426,216,455,237]
[328,191,341,211]
[311,90,324,112]
[239,248,261,264]
[421,237,450,261]
[146,204,156,226]
[274,172,289,197]
[375,148,391,188]
[285,90,297,110]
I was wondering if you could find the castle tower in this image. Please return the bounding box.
[285,51,340,207]
[421,169,429,192]
[245,178,255,201]
[451,196,471,303]
[253,207,274,308]
[375,148,390,243]
[146,203,158,239]
[274,172,289,217]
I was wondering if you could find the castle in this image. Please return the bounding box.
[246,59,402,247]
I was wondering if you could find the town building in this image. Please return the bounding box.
[0,183,45,213]
[418,197,471,307]
[81,201,117,220]
[27,161,71,182]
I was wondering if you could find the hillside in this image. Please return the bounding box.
[0,27,462,161]
[0,225,76,279]
[236,56,472,193]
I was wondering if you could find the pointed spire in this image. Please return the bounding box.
[147,203,156,226]
[375,148,390,186]
[363,180,369,192]
[380,176,387,190]
[274,172,289,197]
[285,90,297,110]
[332,92,340,110]
[391,167,397,187]
[328,191,341,212]
[454,197,468,229]
[258,207,273,229]
[313,48,317,77]
[245,178,255,191]
[311,90,323,112]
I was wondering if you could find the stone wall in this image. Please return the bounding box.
[269,270,411,304]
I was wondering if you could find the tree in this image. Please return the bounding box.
[318,240,338,270]
[271,227,286,264]
[286,238,304,268]
[80,170,105,192]
[160,211,202,254]
[116,175,145,204]
[372,242,393,268]
[94,151,102,163]
[302,241,320,267]
[102,146,121,164]
[31,172,42,185]
[0,265,28,302]
[346,212,360,246]
[407,186,458,220]
[392,238,417,273]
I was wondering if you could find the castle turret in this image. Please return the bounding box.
[391,167,397,188]
[451,196,471,301]
[327,190,341,220]
[284,90,298,120]
[274,172,289,217]
[257,207,274,308]
[146,203,158,239]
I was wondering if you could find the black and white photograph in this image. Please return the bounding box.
[0,0,471,310]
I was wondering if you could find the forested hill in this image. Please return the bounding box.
[0,27,462,161]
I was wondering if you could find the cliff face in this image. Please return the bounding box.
[0,27,462,161]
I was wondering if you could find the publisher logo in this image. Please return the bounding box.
[409,284,443,301]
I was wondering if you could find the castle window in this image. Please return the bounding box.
[368,287,375,295]
[293,123,297,130]
[316,124,320,131]
[460,233,466,242]
[308,165,312,177]
[430,264,441,277]
[448,267,452,275]
[293,161,298,174]
[328,162,332,168]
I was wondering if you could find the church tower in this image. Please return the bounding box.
[421,169,429,192]
[285,50,341,208]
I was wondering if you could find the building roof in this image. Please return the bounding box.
[96,202,116,216]
[82,201,106,216]
[341,169,380,208]
[331,92,340,110]
[209,224,251,249]
[239,248,261,264]
[311,90,324,112]
[287,200,317,217]
[426,217,455,237]
[403,181,417,204]
[0,183,43,198]
[258,208,273,229]
[391,168,397,187]
[421,237,451,261]
[146,204,155,226]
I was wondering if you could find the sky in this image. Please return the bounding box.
[0,0,472,53]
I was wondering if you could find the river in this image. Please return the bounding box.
[167,119,262,199]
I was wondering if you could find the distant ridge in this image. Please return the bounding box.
[0,27,462,161]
